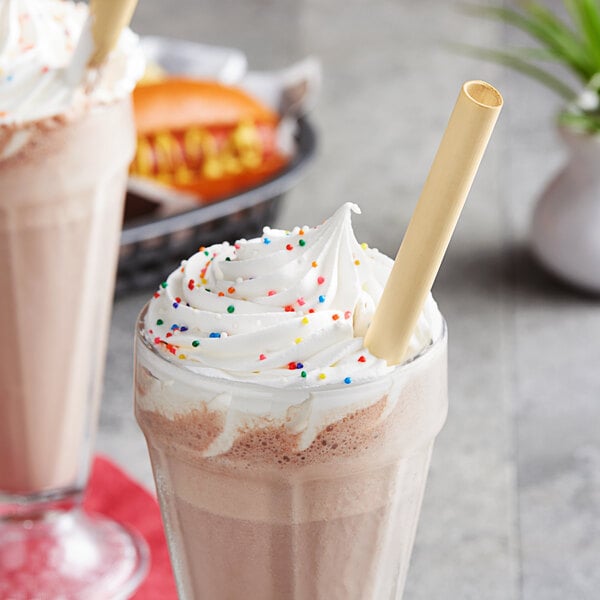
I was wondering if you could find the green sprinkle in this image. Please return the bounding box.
[160,281,168,288]
[204,250,209,256]
[298,239,306,247]
[227,305,235,313]
[192,340,200,347]
[301,371,307,378]
[225,257,231,261]
[156,319,164,326]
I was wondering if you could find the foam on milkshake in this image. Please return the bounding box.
[139,203,443,455]
[0,0,144,156]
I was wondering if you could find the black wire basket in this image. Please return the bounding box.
[117,117,316,294]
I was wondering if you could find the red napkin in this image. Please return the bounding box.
[85,455,177,599]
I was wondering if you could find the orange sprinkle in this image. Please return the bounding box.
[332,314,340,321]
[311,261,318,268]
[218,292,225,297]
[228,287,236,294]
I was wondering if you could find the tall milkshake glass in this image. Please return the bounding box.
[0,1,147,597]
[134,203,447,599]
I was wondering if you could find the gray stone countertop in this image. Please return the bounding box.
[98,1,600,598]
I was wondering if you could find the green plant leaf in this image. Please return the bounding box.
[564,0,600,69]
[450,42,577,100]
[462,3,593,80]
[558,108,600,133]
[523,1,596,75]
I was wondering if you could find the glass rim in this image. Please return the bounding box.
[135,300,447,393]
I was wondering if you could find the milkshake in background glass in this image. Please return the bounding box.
[135,203,448,599]
[0,1,147,597]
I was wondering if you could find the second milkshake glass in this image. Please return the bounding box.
[135,306,447,600]
[0,99,147,597]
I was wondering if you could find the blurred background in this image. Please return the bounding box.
[100,1,600,598]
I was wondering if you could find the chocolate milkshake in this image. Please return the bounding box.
[136,204,447,599]
[0,0,144,495]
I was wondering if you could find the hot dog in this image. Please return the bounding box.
[130,78,290,201]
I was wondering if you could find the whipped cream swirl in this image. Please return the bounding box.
[0,0,144,125]
[144,203,443,388]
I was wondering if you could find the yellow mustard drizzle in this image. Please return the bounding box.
[130,121,267,181]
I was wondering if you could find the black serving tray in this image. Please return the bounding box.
[117,117,316,294]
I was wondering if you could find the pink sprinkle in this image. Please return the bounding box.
[344,310,352,320]
[317,276,325,285]
[259,354,267,361]
[41,66,49,74]
[268,290,276,296]
[234,243,241,249]
[153,337,161,344]
[297,297,306,306]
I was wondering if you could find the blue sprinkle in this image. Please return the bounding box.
[263,238,271,244]
[180,326,188,332]
[209,332,221,338]
[6,75,14,82]
[344,377,352,385]
[171,324,179,330]
[318,295,325,303]
[296,362,304,369]
[172,302,179,308]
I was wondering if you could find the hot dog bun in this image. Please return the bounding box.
[133,78,279,135]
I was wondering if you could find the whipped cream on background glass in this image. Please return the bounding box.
[0,0,144,127]
[144,203,443,390]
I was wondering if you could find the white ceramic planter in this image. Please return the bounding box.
[530,127,600,293]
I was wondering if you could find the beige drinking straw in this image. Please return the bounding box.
[87,0,140,68]
[364,80,503,365]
